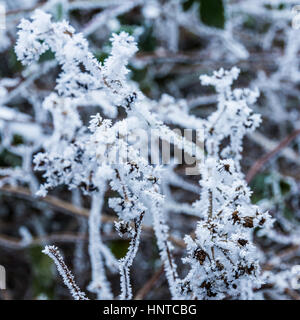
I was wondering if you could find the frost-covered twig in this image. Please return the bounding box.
[42,245,89,300]
[119,210,145,300]
[88,190,113,300]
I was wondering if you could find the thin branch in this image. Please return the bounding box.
[208,190,213,218]
[250,132,300,165]
[134,265,164,300]
[246,129,300,183]
[0,232,87,250]
[0,185,186,249]
[87,191,113,299]
[0,185,111,221]
[119,211,145,300]
[42,245,89,300]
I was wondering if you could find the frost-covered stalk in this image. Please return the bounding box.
[42,245,89,300]
[72,190,88,282]
[151,204,182,299]
[88,189,113,300]
[118,210,145,300]
[179,68,272,300]
[181,158,271,299]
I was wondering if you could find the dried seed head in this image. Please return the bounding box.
[237,239,248,246]
[232,211,240,224]
[243,217,254,228]
[193,248,207,265]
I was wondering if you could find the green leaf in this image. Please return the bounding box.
[199,0,225,29]
[181,0,225,29]
[109,240,130,259]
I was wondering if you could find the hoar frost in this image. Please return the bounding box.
[13,9,273,300]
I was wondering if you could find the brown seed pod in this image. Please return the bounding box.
[243,216,254,228]
[193,248,207,265]
[259,218,266,226]
[237,239,248,246]
[232,211,240,224]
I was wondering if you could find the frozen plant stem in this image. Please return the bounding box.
[42,245,89,300]
[119,210,145,300]
[88,188,113,300]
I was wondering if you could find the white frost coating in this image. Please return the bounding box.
[10,8,279,300]
[178,69,273,300]
[200,67,261,168]
[88,191,113,300]
[119,210,145,300]
[42,245,89,300]
[103,32,138,84]
[151,203,182,299]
